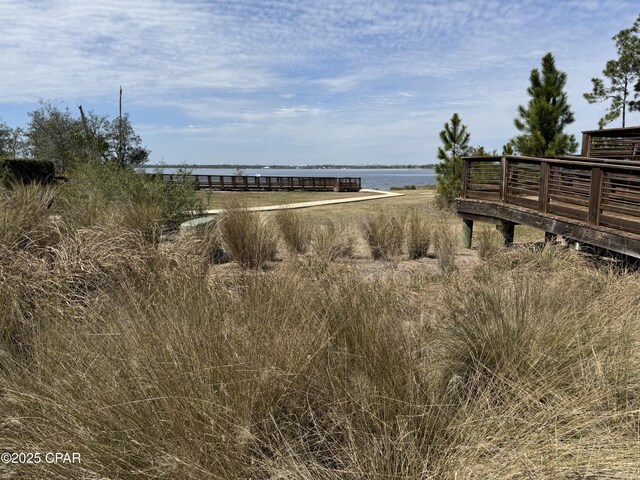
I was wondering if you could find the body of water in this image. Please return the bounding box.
[145,167,436,191]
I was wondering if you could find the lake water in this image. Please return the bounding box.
[145,167,436,191]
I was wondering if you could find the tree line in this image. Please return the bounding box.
[436,15,640,206]
[0,100,149,172]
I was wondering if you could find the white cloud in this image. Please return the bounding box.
[0,0,639,164]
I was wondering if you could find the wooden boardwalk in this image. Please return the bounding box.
[158,174,361,192]
[455,127,640,258]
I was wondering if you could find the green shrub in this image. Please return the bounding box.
[0,158,55,185]
[60,161,202,233]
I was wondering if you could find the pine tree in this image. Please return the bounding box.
[512,53,578,157]
[584,15,640,127]
[435,113,470,207]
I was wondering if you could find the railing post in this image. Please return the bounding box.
[500,157,508,202]
[461,158,469,199]
[462,219,473,248]
[581,132,591,157]
[588,167,603,226]
[538,161,550,213]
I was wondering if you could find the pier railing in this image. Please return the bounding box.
[461,155,640,235]
[157,174,362,192]
[581,127,640,160]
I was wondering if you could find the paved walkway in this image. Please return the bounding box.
[180,189,405,231]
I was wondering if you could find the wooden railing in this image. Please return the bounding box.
[581,126,640,161]
[461,155,640,235]
[156,174,362,192]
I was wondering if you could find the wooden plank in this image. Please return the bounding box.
[581,132,590,157]
[456,212,502,225]
[548,202,589,221]
[507,185,540,196]
[455,199,640,258]
[461,159,469,198]
[588,167,603,226]
[549,194,590,208]
[599,214,640,235]
[506,194,538,209]
[466,190,501,201]
[539,162,550,213]
[500,157,508,202]
[600,202,640,218]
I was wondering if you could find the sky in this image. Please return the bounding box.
[0,1,639,166]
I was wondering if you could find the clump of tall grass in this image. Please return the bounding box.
[0,245,50,361]
[406,208,431,259]
[0,221,153,363]
[48,225,152,309]
[310,219,356,261]
[118,199,164,244]
[275,208,311,254]
[433,220,458,273]
[0,254,445,478]
[218,203,277,269]
[361,212,405,260]
[0,182,59,250]
[476,224,502,260]
[178,220,227,266]
[433,260,640,477]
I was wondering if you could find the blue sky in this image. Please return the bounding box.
[0,0,638,165]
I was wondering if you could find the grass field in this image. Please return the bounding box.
[1,181,637,479]
[198,189,380,209]
[213,188,544,248]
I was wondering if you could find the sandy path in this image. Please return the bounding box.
[181,189,405,231]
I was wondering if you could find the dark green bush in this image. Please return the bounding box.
[0,158,55,185]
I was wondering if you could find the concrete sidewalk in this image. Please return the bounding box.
[180,189,405,231]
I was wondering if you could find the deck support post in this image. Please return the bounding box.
[544,232,557,244]
[498,220,515,247]
[462,219,473,249]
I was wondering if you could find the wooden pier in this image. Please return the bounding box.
[455,127,640,258]
[159,174,361,192]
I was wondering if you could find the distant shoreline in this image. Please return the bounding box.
[144,164,436,170]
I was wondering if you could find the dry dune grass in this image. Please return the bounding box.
[0,183,639,479]
[218,201,278,269]
[311,219,357,261]
[275,208,312,254]
[361,211,405,260]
